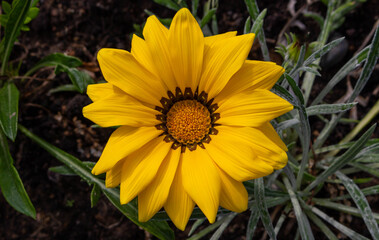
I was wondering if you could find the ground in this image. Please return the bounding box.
[0,0,378,239]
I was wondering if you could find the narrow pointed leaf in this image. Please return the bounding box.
[0,82,19,141]
[335,171,379,239]
[90,184,101,208]
[309,205,370,240]
[311,46,369,106]
[305,124,376,193]
[306,102,357,116]
[18,125,174,240]
[304,209,339,240]
[210,213,237,240]
[200,8,216,28]
[152,0,181,11]
[250,9,266,35]
[54,65,94,93]
[0,0,31,74]
[0,130,35,218]
[284,178,314,240]
[255,178,276,239]
[188,219,205,236]
[303,37,345,66]
[25,52,82,76]
[246,206,260,240]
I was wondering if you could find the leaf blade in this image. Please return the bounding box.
[0,82,19,141]
[0,130,35,218]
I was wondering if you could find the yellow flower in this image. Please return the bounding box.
[83,8,293,230]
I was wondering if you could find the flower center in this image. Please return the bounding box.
[166,100,211,145]
[155,87,220,152]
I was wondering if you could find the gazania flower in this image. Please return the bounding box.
[83,8,293,230]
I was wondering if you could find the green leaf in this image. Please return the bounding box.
[152,0,181,11]
[348,26,379,103]
[274,205,291,236]
[49,162,96,176]
[188,219,205,236]
[103,190,174,240]
[335,171,379,239]
[0,130,35,218]
[246,206,260,240]
[283,177,314,240]
[284,74,311,190]
[25,52,82,76]
[27,7,39,20]
[304,209,339,240]
[191,0,199,15]
[255,178,276,239]
[303,11,324,27]
[48,84,80,94]
[209,213,237,240]
[0,82,19,141]
[90,184,101,208]
[312,198,379,223]
[243,0,269,60]
[349,162,379,178]
[2,1,11,14]
[243,16,251,34]
[304,124,376,193]
[309,205,369,240]
[55,65,91,93]
[0,0,31,75]
[250,9,267,35]
[187,217,226,240]
[306,102,357,116]
[276,118,300,131]
[285,74,304,105]
[298,66,321,76]
[303,37,345,66]
[330,185,379,201]
[18,125,175,240]
[200,8,216,29]
[272,84,298,108]
[311,46,369,106]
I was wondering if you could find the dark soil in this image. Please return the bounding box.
[0,0,378,239]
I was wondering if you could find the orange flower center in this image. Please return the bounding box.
[166,100,211,145]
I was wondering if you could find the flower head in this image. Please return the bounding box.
[83,8,293,230]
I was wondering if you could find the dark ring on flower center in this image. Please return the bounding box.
[155,87,220,153]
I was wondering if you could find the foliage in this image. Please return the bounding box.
[0,0,93,219]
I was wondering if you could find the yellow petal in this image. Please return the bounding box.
[97,48,166,106]
[214,125,287,170]
[120,136,171,204]
[105,160,124,188]
[138,148,181,222]
[215,60,284,104]
[250,123,288,169]
[164,157,195,231]
[168,8,204,90]
[206,128,273,181]
[218,167,248,212]
[91,126,161,175]
[182,148,221,223]
[204,31,237,57]
[142,15,177,92]
[199,33,255,100]
[86,83,115,102]
[83,88,159,127]
[204,31,237,48]
[131,34,159,79]
[217,89,293,127]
